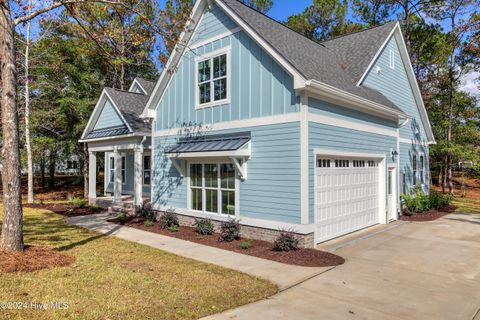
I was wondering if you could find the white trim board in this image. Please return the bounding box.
[128,78,148,94]
[189,27,242,50]
[399,137,428,146]
[300,94,309,224]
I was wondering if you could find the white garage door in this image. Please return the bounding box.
[316,157,381,243]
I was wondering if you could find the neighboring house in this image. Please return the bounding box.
[81,0,434,247]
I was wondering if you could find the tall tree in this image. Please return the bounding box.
[352,0,393,26]
[24,0,34,204]
[243,0,273,13]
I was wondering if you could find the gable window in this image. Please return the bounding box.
[412,155,417,186]
[389,49,395,69]
[196,48,230,108]
[143,155,151,185]
[420,155,425,185]
[109,155,126,184]
[189,163,236,216]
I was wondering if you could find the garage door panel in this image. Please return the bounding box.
[316,159,381,243]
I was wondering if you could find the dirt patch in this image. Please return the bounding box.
[400,204,457,222]
[108,217,345,268]
[24,203,102,217]
[0,246,75,273]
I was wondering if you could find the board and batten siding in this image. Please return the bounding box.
[190,5,237,45]
[308,121,397,223]
[94,99,124,130]
[362,37,427,142]
[152,122,302,224]
[155,5,299,132]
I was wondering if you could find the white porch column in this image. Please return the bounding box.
[113,148,123,203]
[134,145,144,207]
[88,151,97,200]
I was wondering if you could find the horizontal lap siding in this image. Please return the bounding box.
[362,37,427,141]
[399,142,429,193]
[308,122,397,223]
[152,122,302,224]
[155,5,299,132]
[94,100,124,130]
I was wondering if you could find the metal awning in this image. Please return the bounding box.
[166,132,251,180]
[85,126,130,139]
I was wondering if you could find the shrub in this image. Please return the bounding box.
[401,188,430,214]
[273,230,299,252]
[428,191,452,210]
[117,212,127,222]
[144,220,154,227]
[137,203,156,221]
[72,197,86,208]
[89,205,102,213]
[194,218,214,235]
[240,239,252,250]
[168,225,179,232]
[158,211,179,229]
[219,219,241,242]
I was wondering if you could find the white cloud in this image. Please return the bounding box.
[460,71,480,98]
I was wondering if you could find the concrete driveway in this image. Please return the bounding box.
[204,212,480,320]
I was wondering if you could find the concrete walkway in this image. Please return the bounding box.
[66,213,332,291]
[203,212,480,320]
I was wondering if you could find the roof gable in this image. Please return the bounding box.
[93,98,125,130]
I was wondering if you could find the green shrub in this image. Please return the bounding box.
[158,211,179,229]
[219,219,241,242]
[401,188,430,214]
[89,205,102,213]
[428,191,452,210]
[137,203,156,221]
[194,218,214,235]
[273,230,299,252]
[240,239,252,250]
[144,220,154,227]
[72,197,86,208]
[168,225,179,232]
[117,212,127,222]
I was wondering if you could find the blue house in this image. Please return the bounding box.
[81,0,434,247]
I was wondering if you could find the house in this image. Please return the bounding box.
[81,0,434,248]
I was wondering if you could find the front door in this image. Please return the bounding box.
[387,167,397,221]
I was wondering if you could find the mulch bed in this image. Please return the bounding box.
[399,204,457,222]
[24,203,102,217]
[108,217,345,268]
[0,246,75,273]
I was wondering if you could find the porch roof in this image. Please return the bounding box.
[84,126,130,139]
[165,132,251,155]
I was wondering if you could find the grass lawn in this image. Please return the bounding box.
[0,206,277,320]
[453,197,480,214]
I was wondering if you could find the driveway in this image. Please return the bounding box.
[204,212,480,320]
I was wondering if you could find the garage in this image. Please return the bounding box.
[315,153,385,243]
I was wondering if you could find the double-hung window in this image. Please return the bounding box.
[197,49,229,107]
[143,155,151,185]
[420,155,425,184]
[190,163,236,216]
[412,155,417,186]
[109,155,126,184]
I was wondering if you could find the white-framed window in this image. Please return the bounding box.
[317,159,330,168]
[389,49,395,69]
[195,47,230,108]
[353,160,366,167]
[368,160,378,167]
[109,154,126,184]
[412,154,417,186]
[335,159,350,168]
[420,154,425,185]
[189,162,236,216]
[143,155,151,185]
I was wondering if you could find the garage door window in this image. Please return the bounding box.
[317,159,330,168]
[353,160,366,167]
[335,160,350,168]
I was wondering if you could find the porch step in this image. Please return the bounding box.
[108,205,134,216]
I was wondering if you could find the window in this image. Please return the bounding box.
[412,155,417,186]
[353,160,365,167]
[402,172,407,194]
[335,159,350,168]
[388,170,392,195]
[317,159,330,168]
[389,49,395,69]
[190,163,236,216]
[197,51,229,107]
[143,155,151,185]
[368,160,377,167]
[109,155,126,184]
[420,155,425,184]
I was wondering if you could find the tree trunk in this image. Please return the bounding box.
[25,0,34,204]
[41,154,46,190]
[0,1,24,251]
[49,150,56,190]
[83,144,89,199]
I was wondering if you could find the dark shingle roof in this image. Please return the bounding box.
[166,132,251,154]
[219,0,402,113]
[104,87,151,134]
[135,78,157,95]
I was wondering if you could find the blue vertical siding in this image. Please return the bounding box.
[156,5,299,132]
[362,37,426,141]
[308,122,398,223]
[190,5,238,45]
[152,122,302,224]
[94,99,124,130]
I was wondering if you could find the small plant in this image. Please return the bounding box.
[89,205,102,213]
[72,197,86,208]
[144,220,154,227]
[401,187,429,214]
[158,210,179,229]
[219,219,241,242]
[428,190,452,210]
[137,203,156,221]
[194,218,214,235]
[117,212,127,222]
[240,239,252,250]
[168,225,179,232]
[273,229,299,252]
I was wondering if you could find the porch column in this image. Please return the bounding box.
[134,145,143,207]
[88,151,97,200]
[113,148,122,203]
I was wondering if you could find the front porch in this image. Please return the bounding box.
[91,195,150,211]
